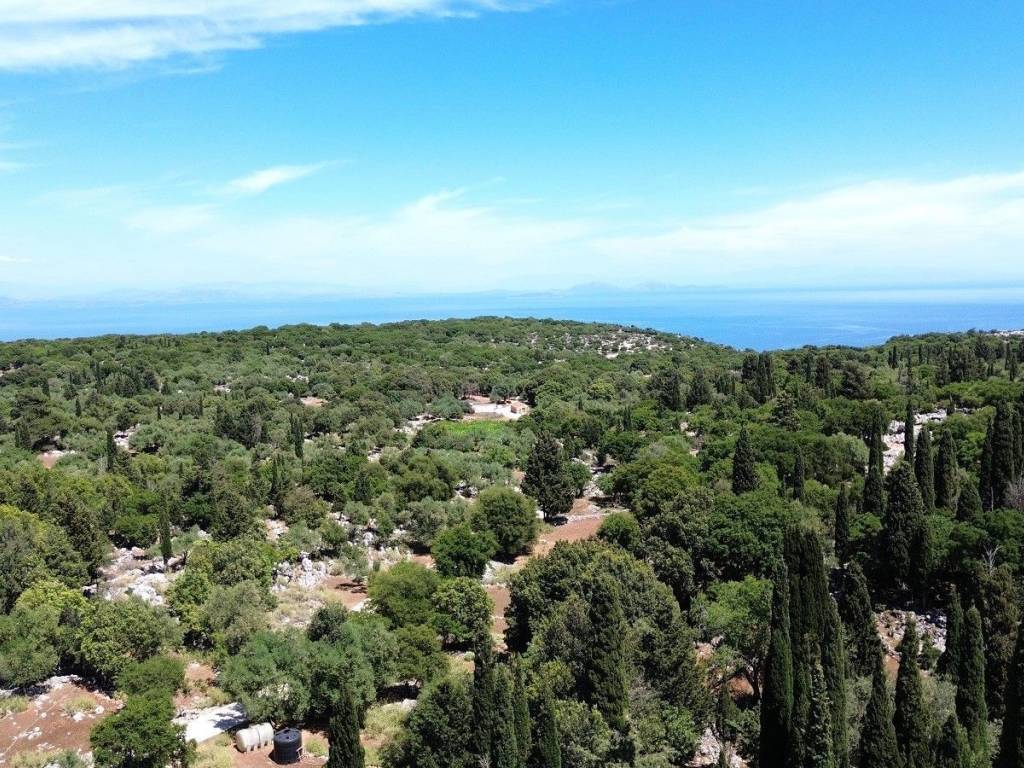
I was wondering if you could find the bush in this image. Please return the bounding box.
[368,562,440,628]
[117,655,186,698]
[473,486,538,559]
[111,514,158,548]
[1,695,28,717]
[432,524,496,579]
[431,578,493,648]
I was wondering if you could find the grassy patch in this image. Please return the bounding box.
[195,737,235,768]
[62,695,98,717]
[10,751,85,768]
[306,736,328,758]
[363,701,408,746]
[0,695,28,717]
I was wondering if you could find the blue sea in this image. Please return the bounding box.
[1,288,1022,351]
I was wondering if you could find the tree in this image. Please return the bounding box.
[792,447,806,500]
[998,625,1024,768]
[582,573,628,730]
[859,653,901,768]
[492,665,521,768]
[91,693,193,768]
[894,617,930,768]
[980,565,1020,719]
[368,561,440,628]
[433,523,497,579]
[882,463,930,598]
[935,430,959,510]
[981,403,1016,510]
[326,682,365,768]
[431,578,493,649]
[650,367,683,412]
[760,567,793,768]
[382,675,475,768]
[702,576,771,701]
[838,563,880,678]
[511,658,532,767]
[864,420,886,516]
[731,425,758,494]
[686,369,713,409]
[956,606,988,756]
[522,433,575,522]
[934,715,971,768]
[834,486,850,564]
[472,640,497,761]
[805,660,835,768]
[534,689,562,768]
[905,401,916,469]
[78,598,181,684]
[941,588,964,682]
[915,427,935,511]
[158,504,173,565]
[474,486,538,559]
[956,479,982,522]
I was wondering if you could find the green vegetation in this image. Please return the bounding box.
[1,318,1024,767]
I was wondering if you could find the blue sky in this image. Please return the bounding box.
[1,0,1023,299]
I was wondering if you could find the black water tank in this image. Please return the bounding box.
[272,728,302,764]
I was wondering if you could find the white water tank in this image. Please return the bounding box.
[235,723,274,752]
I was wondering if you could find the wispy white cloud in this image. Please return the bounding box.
[15,168,1024,298]
[223,163,328,196]
[0,1,547,71]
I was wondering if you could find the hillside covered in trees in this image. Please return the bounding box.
[3,317,1024,768]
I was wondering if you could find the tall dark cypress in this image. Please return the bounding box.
[472,640,496,760]
[934,715,972,768]
[583,573,628,730]
[956,479,982,522]
[905,400,916,469]
[793,448,806,501]
[804,660,835,768]
[732,425,758,494]
[859,651,901,768]
[760,566,794,768]
[492,665,521,768]
[915,427,935,512]
[956,606,988,756]
[838,562,880,678]
[935,430,959,510]
[883,463,930,598]
[326,683,365,768]
[534,690,561,768]
[894,617,931,768]
[864,418,886,516]
[834,486,850,564]
[158,504,173,565]
[510,657,531,768]
[982,403,1017,510]
[105,427,116,471]
[997,626,1024,768]
[941,588,964,682]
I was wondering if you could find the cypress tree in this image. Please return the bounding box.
[941,589,964,682]
[158,505,173,565]
[934,715,971,768]
[492,665,520,768]
[859,652,901,768]
[583,573,628,730]
[732,425,758,494]
[957,479,982,522]
[839,562,880,678]
[935,430,959,510]
[894,617,931,768]
[821,599,849,768]
[905,401,916,468]
[997,626,1024,768]
[760,566,794,768]
[74,397,82,418]
[1011,348,1021,382]
[956,606,988,756]
[511,657,531,767]
[915,427,935,511]
[534,690,561,768]
[326,683,365,768]
[793,448,806,501]
[864,419,886,516]
[105,428,116,471]
[834,485,850,564]
[982,403,1017,510]
[472,640,496,760]
[522,432,574,521]
[804,660,835,768]
[883,463,931,599]
[14,420,32,451]
[981,565,1020,720]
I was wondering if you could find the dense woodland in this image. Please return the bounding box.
[3,317,1024,768]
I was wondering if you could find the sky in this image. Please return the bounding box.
[1,1,1023,300]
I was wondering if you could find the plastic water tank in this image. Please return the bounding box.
[272,728,303,764]
[235,723,273,752]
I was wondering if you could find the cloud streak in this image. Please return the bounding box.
[0,1,546,71]
[224,163,327,196]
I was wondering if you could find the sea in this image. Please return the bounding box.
[1,288,1022,351]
